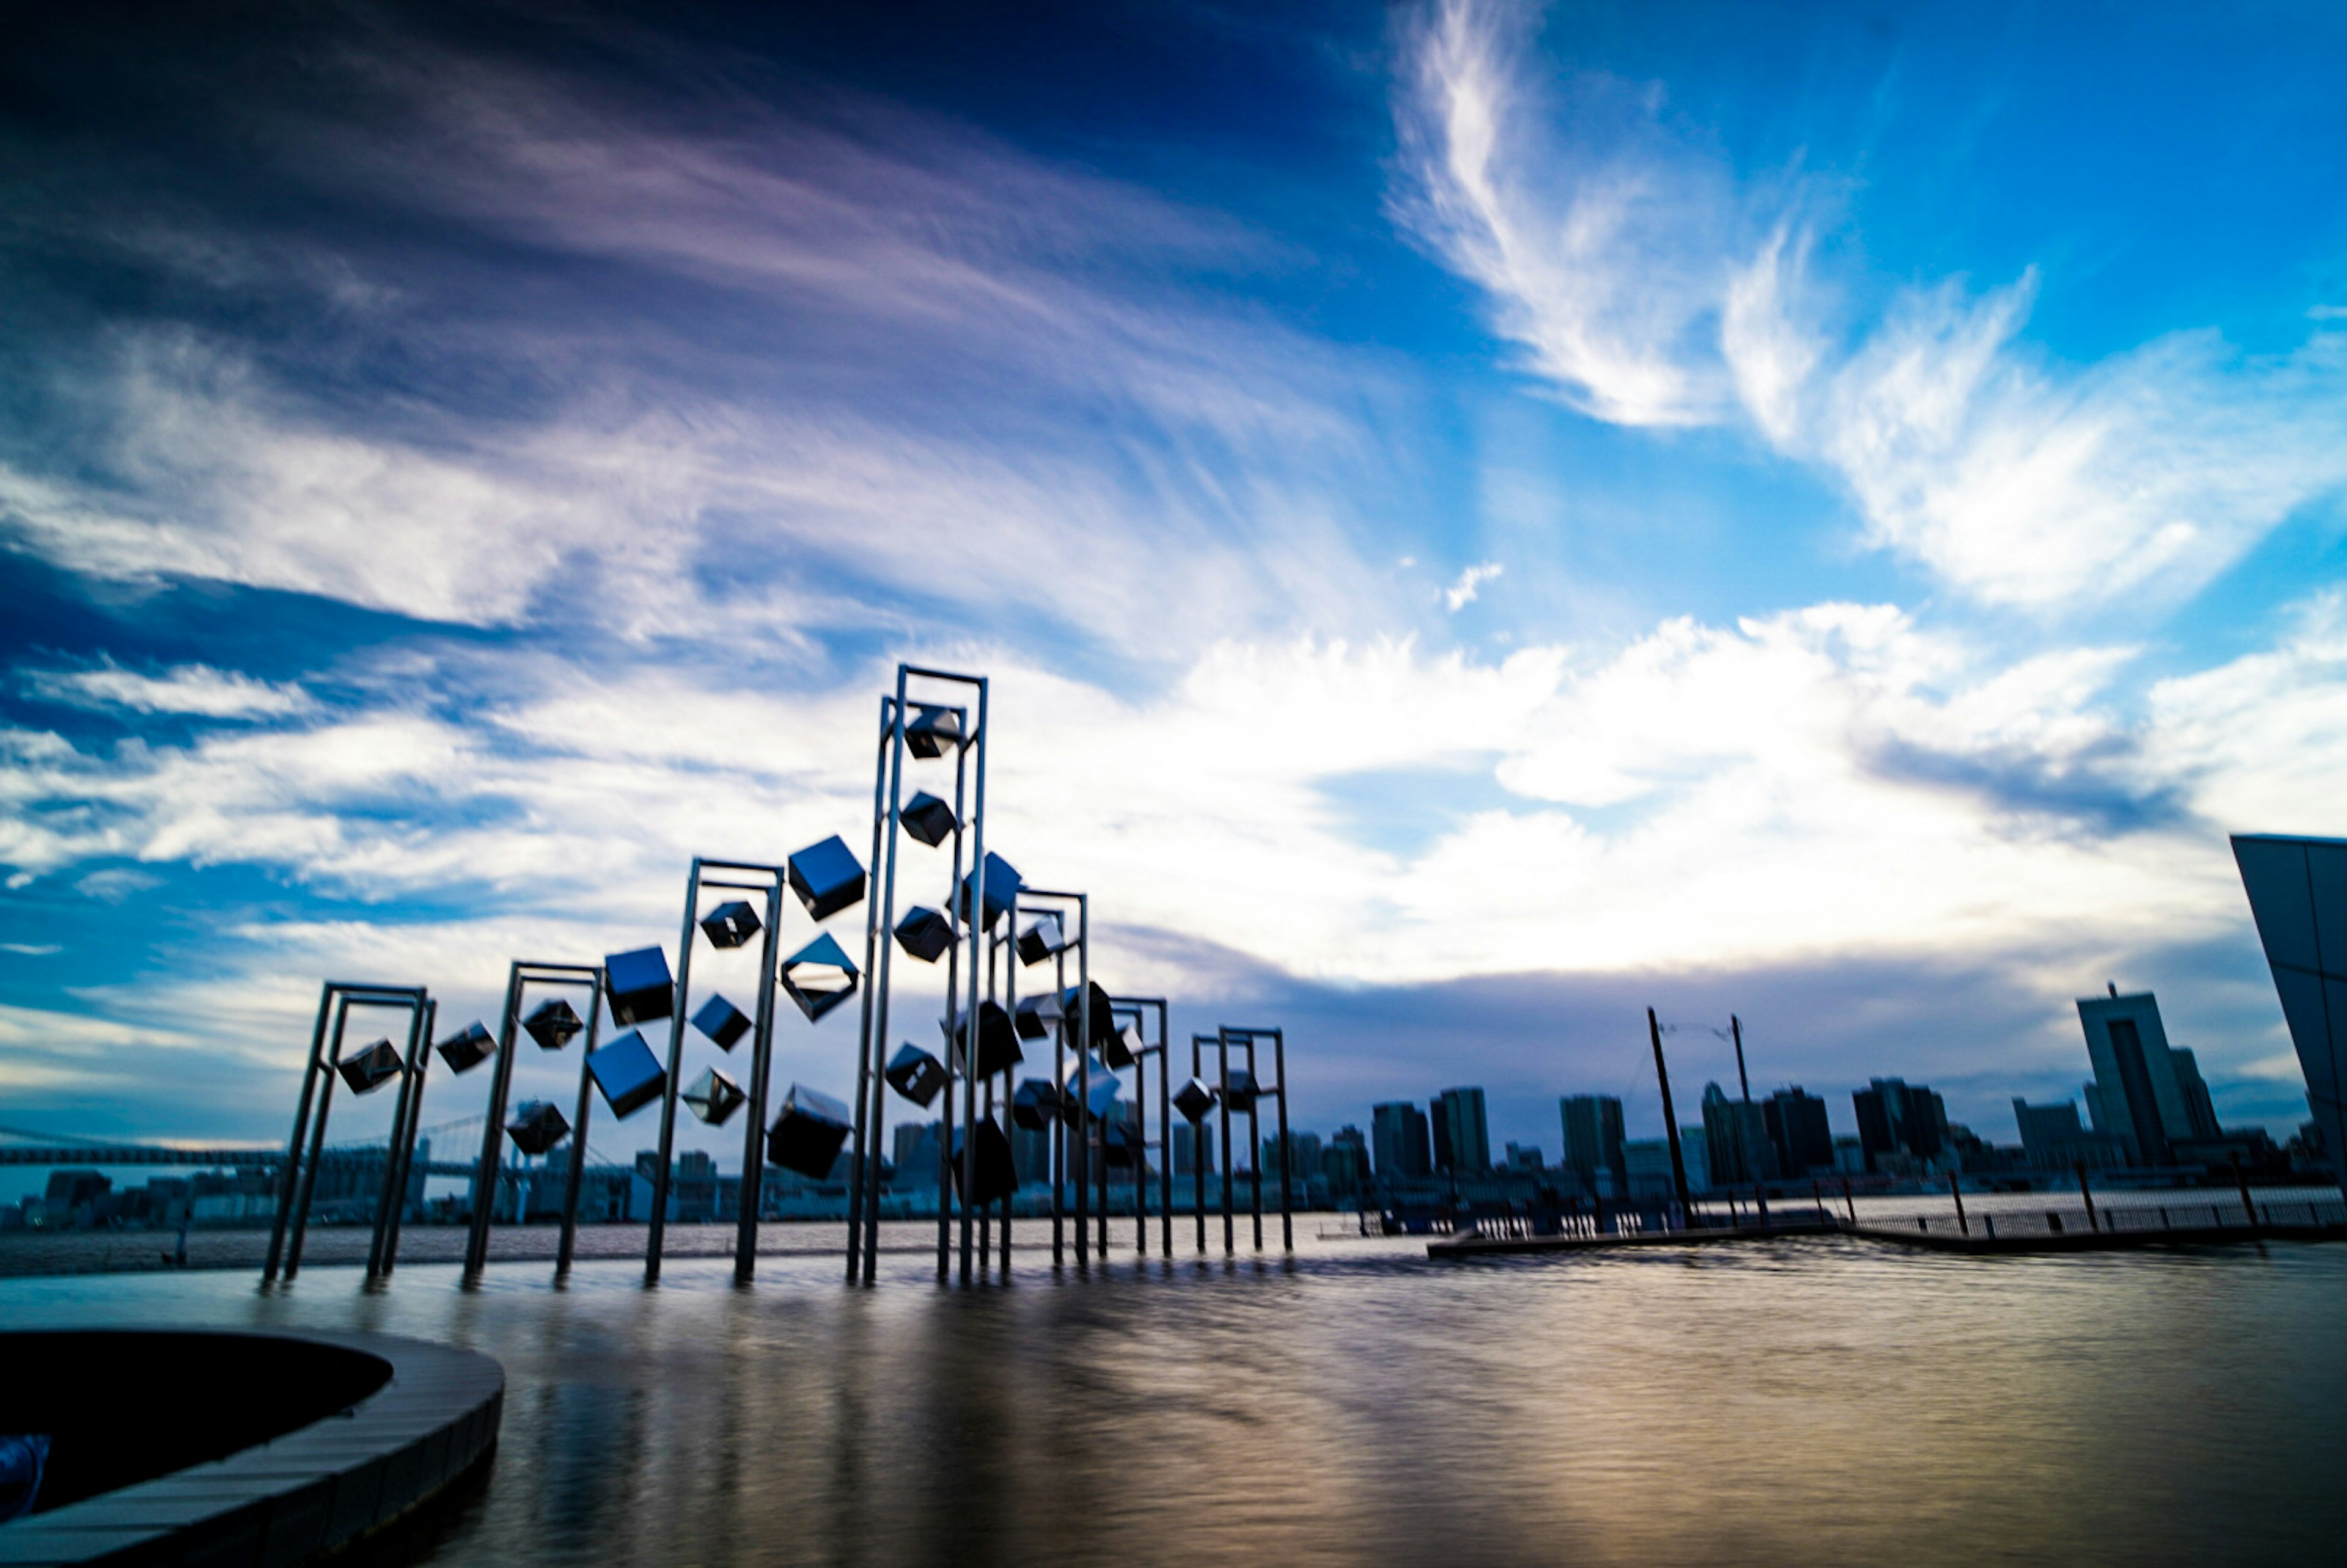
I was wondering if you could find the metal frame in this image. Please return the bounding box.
[263,981,430,1285]
[1111,996,1172,1259]
[1015,889,1090,1266]
[367,997,435,1282]
[553,966,608,1279]
[1216,1025,1295,1255]
[847,663,996,1288]
[460,962,603,1283]
[643,860,789,1286]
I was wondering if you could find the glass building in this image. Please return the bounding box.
[2233,833,2347,1182]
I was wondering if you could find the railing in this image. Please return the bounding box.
[1890,1197,2347,1239]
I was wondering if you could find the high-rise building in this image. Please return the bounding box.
[1503,1141,1544,1171]
[1372,1101,1432,1180]
[1172,1121,1215,1177]
[2233,833,2347,1179]
[1559,1094,1626,1195]
[2078,988,2220,1164]
[1323,1127,1370,1200]
[892,1121,942,1189]
[1852,1079,1948,1171]
[2012,1097,2128,1170]
[1432,1086,1491,1175]
[1762,1087,1834,1176]
[1701,1082,1779,1186]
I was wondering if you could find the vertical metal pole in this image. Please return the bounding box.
[866,690,912,1286]
[1052,948,1066,1264]
[997,934,1012,1279]
[848,696,895,1283]
[285,993,351,1281]
[1134,1026,1148,1256]
[960,680,989,1288]
[1274,1030,1292,1253]
[1075,899,1090,1266]
[378,997,434,1280]
[1732,1014,1750,1102]
[1218,1031,1233,1256]
[937,707,966,1283]
[736,878,785,1284]
[1192,1033,1207,1255]
[1158,1005,1172,1258]
[557,975,603,1278]
[1650,1008,1691,1225]
[646,863,704,1284]
[465,964,527,1280]
[368,995,430,1279]
[265,983,337,1283]
[1247,1037,1263,1252]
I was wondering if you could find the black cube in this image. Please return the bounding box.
[603,947,674,1026]
[901,790,957,848]
[905,704,964,759]
[788,835,867,922]
[1063,1058,1120,1123]
[886,1043,949,1107]
[587,1029,666,1119]
[1222,1068,1260,1114]
[523,997,584,1051]
[1103,1021,1142,1071]
[700,898,762,950]
[336,1038,403,1096]
[507,1101,570,1156]
[950,1119,1017,1206]
[894,905,954,964]
[945,999,1022,1079]
[1058,981,1122,1055]
[683,1067,747,1127]
[768,1083,853,1178]
[435,1020,495,1075]
[780,932,860,1022]
[1013,989,1063,1041]
[1174,1076,1218,1124]
[956,851,1022,932]
[1015,912,1066,967]
[691,993,752,1051]
[1012,1077,1063,1130]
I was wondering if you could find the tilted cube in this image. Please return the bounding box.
[587,1029,667,1119]
[1015,912,1067,967]
[768,1083,853,1179]
[1058,981,1123,1056]
[507,1101,570,1156]
[1103,1020,1142,1071]
[683,1066,747,1127]
[603,946,675,1026]
[1103,1118,1141,1168]
[944,999,1023,1079]
[1062,1057,1121,1122]
[780,932,861,1023]
[1012,1076,1065,1130]
[950,1119,1017,1206]
[1012,989,1064,1041]
[905,703,964,759]
[691,992,752,1051]
[787,835,867,922]
[1173,1076,1218,1124]
[901,790,957,848]
[700,898,763,950]
[435,1020,495,1075]
[956,851,1023,933]
[886,1043,949,1107]
[1221,1067,1260,1114]
[894,905,955,964]
[523,997,584,1051]
[336,1038,403,1096]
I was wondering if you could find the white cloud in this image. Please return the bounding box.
[1444,561,1504,610]
[1398,0,2347,609]
[28,660,310,719]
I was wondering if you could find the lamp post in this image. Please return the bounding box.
[264,981,430,1286]
[455,962,603,1283]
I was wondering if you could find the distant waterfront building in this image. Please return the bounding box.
[2011,1097,2128,1171]
[893,1121,942,1189]
[1853,1079,1948,1172]
[2233,833,2347,1179]
[2078,987,2221,1165]
[1623,1130,1707,1198]
[1503,1141,1544,1171]
[1173,1121,1215,1177]
[1763,1087,1834,1176]
[1372,1101,1432,1181]
[1559,1094,1627,1196]
[1700,1083,1778,1186]
[1431,1087,1492,1176]
[1323,1126,1370,1200]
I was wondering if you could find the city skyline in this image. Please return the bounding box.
[4,2,2345,1163]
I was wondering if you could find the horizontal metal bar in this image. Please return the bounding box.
[899,665,983,687]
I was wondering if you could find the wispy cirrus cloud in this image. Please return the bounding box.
[1397,0,2347,610]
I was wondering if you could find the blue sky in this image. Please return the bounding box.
[4,0,2345,1176]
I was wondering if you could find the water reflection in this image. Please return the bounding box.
[1,1231,2341,1565]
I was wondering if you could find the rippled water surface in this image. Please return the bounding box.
[6,1226,2342,1566]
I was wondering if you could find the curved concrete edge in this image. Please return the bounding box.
[0,1328,503,1567]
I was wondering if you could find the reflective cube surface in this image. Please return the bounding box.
[956,852,1023,932]
[700,898,763,950]
[1058,981,1123,1055]
[507,1101,570,1156]
[894,905,954,964]
[1221,1068,1260,1114]
[768,1083,853,1178]
[603,947,675,1027]
[944,999,1023,1079]
[949,1119,1017,1206]
[1015,912,1066,967]
[1012,989,1064,1041]
[336,1038,403,1096]
[1012,1076,1064,1130]
[691,993,753,1051]
[587,1029,667,1119]
[683,1066,747,1127]
[905,704,964,759]
[522,997,584,1051]
[885,1043,949,1107]
[435,1020,495,1075]
[1174,1076,1218,1124]
[901,790,957,848]
[780,932,861,1022]
[788,835,867,922]
[1062,1056,1120,1121]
